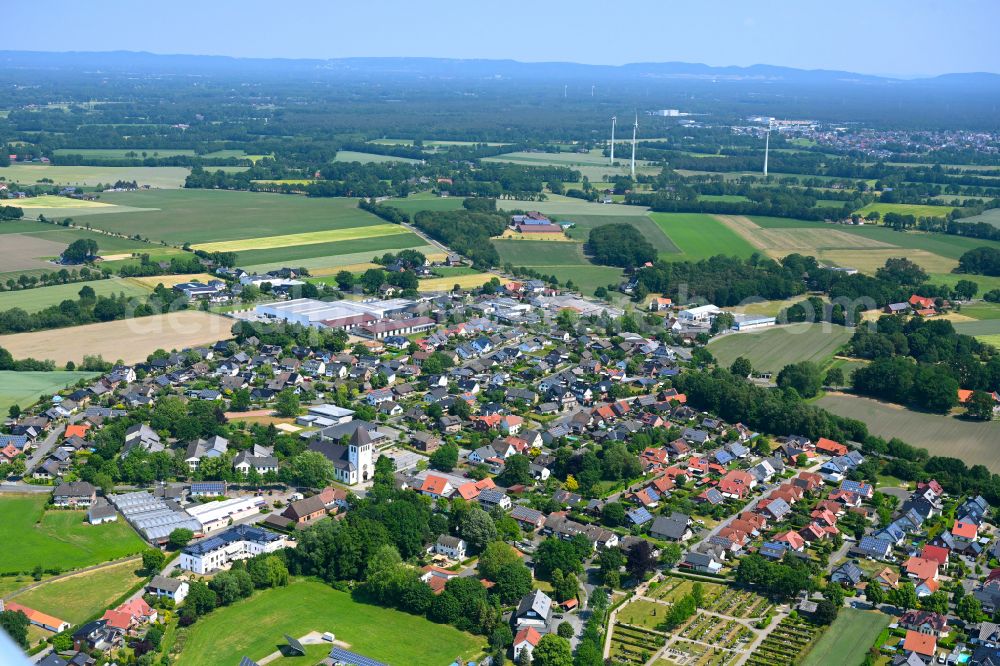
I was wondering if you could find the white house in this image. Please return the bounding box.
[179,525,288,574]
[678,304,722,323]
[146,575,189,605]
[434,535,467,560]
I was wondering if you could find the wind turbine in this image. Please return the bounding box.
[610,116,617,164]
[630,113,638,179]
[763,122,772,177]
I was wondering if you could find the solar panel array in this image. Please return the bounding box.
[327,646,389,666]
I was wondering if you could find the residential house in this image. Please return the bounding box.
[434,535,467,560]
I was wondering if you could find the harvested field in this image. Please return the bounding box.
[0,311,232,365]
[13,195,116,209]
[418,273,497,291]
[818,248,957,274]
[0,164,189,188]
[817,393,1000,470]
[192,224,410,253]
[714,215,893,258]
[245,244,439,275]
[124,273,218,288]
[0,234,70,271]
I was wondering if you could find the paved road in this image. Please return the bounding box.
[0,482,51,494]
[24,423,68,474]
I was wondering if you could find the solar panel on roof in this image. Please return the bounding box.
[239,657,260,666]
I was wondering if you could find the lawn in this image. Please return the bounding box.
[801,608,890,666]
[0,371,98,414]
[708,323,853,373]
[854,202,956,219]
[77,190,389,245]
[0,278,149,314]
[817,393,1000,471]
[0,495,145,575]
[0,164,190,188]
[650,212,758,260]
[12,558,145,625]
[174,579,483,666]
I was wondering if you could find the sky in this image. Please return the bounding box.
[6,0,999,77]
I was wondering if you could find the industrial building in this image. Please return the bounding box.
[731,313,777,331]
[186,496,265,533]
[254,298,415,330]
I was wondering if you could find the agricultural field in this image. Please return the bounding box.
[245,245,439,275]
[708,323,853,374]
[52,148,196,158]
[483,150,660,182]
[817,393,1000,470]
[333,150,422,164]
[492,238,624,293]
[233,233,427,268]
[382,194,466,215]
[191,224,412,253]
[930,271,1000,294]
[800,608,890,666]
[418,273,497,292]
[11,558,145,625]
[11,195,117,210]
[0,310,232,366]
[650,213,758,261]
[124,273,218,288]
[962,208,1000,228]
[0,164,190,188]
[82,190,383,244]
[854,202,956,219]
[0,278,149,313]
[174,579,483,666]
[0,494,145,575]
[0,371,98,415]
[563,214,680,255]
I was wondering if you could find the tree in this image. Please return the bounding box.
[776,361,823,398]
[824,367,845,387]
[168,527,194,549]
[953,279,979,301]
[275,388,300,417]
[557,621,574,638]
[729,356,752,377]
[429,443,459,472]
[61,238,99,264]
[957,594,984,623]
[459,507,497,552]
[534,537,583,578]
[335,270,355,291]
[966,390,995,421]
[660,543,683,568]
[478,541,521,580]
[866,581,885,605]
[626,539,656,579]
[0,610,29,648]
[551,569,578,603]
[531,633,574,666]
[283,451,335,488]
[142,549,166,573]
[890,582,919,611]
[601,501,627,527]
[493,562,533,603]
[230,388,251,412]
[813,599,838,625]
[185,580,217,616]
[496,453,531,486]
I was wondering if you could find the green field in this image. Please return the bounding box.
[563,214,680,255]
[747,216,820,229]
[243,244,439,275]
[382,195,466,215]
[930,272,1000,294]
[650,212,758,260]
[483,151,659,182]
[854,202,957,219]
[334,150,422,164]
[12,559,145,625]
[953,319,1000,337]
[800,608,890,666]
[175,579,483,666]
[493,239,587,267]
[956,302,1000,320]
[0,371,98,414]
[193,224,411,253]
[817,393,1000,470]
[708,323,853,373]
[0,494,145,575]
[962,208,1000,228]
[0,164,190,188]
[0,278,149,313]
[233,233,428,267]
[53,148,196,158]
[73,190,388,245]
[697,194,751,203]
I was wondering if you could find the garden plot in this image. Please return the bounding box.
[746,615,821,666]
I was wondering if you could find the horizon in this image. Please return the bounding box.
[4,0,999,77]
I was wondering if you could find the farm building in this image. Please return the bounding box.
[255,298,415,329]
[679,304,722,323]
[186,496,264,533]
[731,313,777,331]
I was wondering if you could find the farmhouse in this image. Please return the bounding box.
[52,481,97,507]
[146,575,189,604]
[179,524,288,574]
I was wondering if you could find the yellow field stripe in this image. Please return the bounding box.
[191,224,410,253]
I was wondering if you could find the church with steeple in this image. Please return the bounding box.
[309,424,374,485]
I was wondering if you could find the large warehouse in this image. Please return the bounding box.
[255,298,415,329]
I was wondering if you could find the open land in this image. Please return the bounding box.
[817,393,1000,470]
[0,278,150,313]
[854,202,956,219]
[174,579,482,666]
[0,310,232,366]
[0,494,145,575]
[708,323,853,373]
[10,558,145,625]
[650,213,758,260]
[0,164,190,188]
[333,150,422,164]
[800,608,890,666]
[191,224,412,253]
[0,370,98,414]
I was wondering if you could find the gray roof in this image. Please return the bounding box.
[148,574,185,592]
[517,589,552,620]
[650,513,689,540]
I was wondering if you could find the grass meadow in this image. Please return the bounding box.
[174,579,483,666]
[0,278,149,314]
[1,164,190,188]
[854,202,956,219]
[800,608,890,666]
[650,212,758,260]
[708,323,853,373]
[0,371,98,414]
[334,150,422,164]
[12,558,145,625]
[0,495,145,575]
